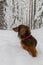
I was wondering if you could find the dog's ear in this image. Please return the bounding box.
[13,27,18,32]
[26,26,30,31]
[26,26,31,33]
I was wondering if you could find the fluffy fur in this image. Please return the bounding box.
[13,25,38,57]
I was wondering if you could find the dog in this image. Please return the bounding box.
[13,25,37,57]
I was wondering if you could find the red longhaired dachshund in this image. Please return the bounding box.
[13,25,38,57]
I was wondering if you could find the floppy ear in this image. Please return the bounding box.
[26,26,31,33]
[13,27,18,32]
[26,26,30,31]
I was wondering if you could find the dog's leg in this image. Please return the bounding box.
[28,46,37,57]
[32,48,37,57]
[21,42,37,57]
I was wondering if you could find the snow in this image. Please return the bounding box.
[4,0,29,29]
[0,28,43,65]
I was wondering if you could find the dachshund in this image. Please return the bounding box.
[13,25,37,57]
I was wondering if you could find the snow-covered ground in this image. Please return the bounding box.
[0,27,43,65]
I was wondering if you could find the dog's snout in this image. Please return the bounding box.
[13,27,18,32]
[13,28,15,30]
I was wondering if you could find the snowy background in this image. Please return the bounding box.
[0,27,43,65]
[0,0,43,29]
[0,0,43,65]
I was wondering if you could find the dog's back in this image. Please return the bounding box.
[13,25,38,57]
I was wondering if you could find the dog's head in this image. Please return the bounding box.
[13,25,31,38]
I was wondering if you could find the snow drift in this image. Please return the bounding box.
[0,27,43,65]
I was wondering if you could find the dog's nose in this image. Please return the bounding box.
[13,28,15,30]
[12,27,18,32]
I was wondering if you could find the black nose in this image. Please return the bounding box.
[13,28,15,30]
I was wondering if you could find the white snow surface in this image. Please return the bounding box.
[0,27,43,65]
